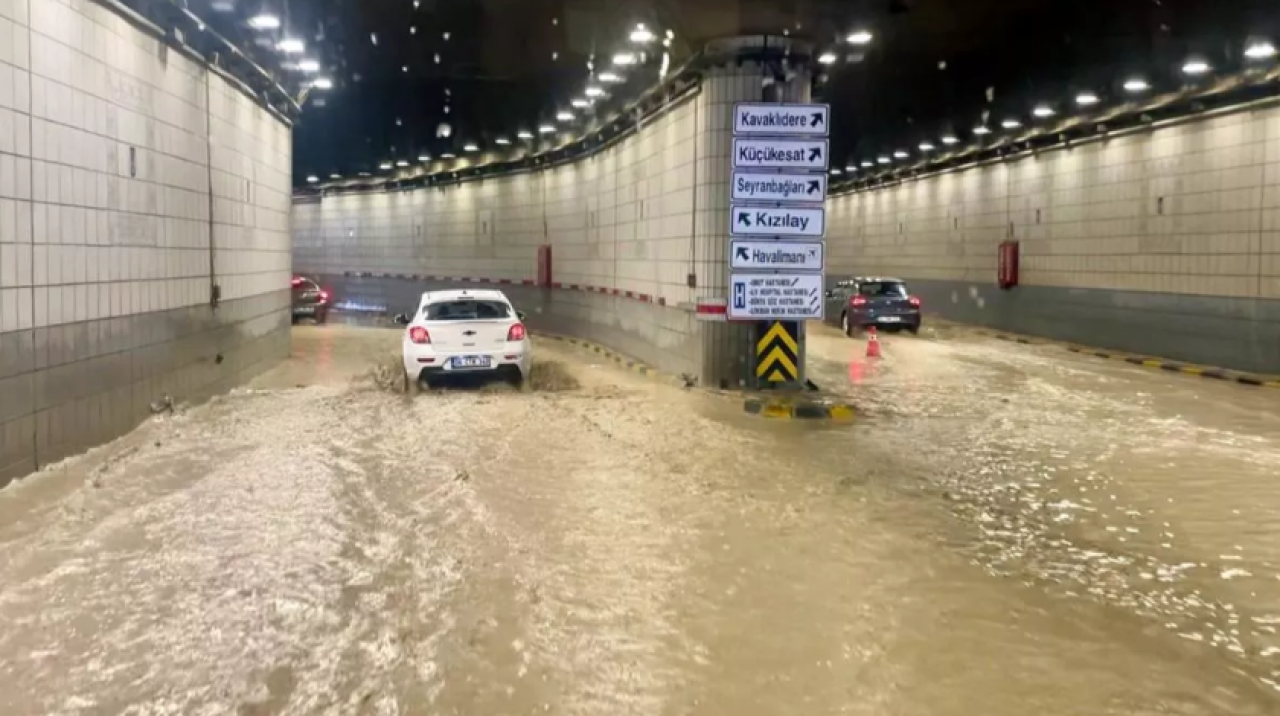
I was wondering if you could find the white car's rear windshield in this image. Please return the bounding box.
[423,300,512,321]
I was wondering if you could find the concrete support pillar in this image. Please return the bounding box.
[689,36,813,388]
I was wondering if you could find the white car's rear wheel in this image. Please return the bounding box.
[404,370,421,395]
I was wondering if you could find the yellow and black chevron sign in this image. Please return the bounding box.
[756,321,800,383]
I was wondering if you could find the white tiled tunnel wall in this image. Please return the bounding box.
[0,0,293,484]
[827,107,1280,299]
[293,95,700,306]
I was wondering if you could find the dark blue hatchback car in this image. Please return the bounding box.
[824,277,922,336]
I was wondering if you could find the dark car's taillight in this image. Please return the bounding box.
[908,296,921,307]
[851,295,867,307]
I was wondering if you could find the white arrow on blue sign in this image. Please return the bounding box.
[731,171,827,204]
[733,103,830,137]
[732,138,829,171]
[730,205,826,238]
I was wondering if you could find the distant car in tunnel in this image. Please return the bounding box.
[395,289,531,392]
[824,277,921,336]
[291,276,330,323]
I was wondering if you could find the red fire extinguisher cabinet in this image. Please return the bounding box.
[997,240,1019,289]
[537,244,552,287]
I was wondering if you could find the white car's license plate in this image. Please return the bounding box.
[453,355,491,369]
[877,315,901,323]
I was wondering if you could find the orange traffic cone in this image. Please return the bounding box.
[865,326,882,358]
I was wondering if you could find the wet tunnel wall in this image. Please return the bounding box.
[826,106,1280,375]
[292,93,707,380]
[0,0,293,485]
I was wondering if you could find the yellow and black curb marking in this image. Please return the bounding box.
[533,333,663,380]
[974,329,1280,389]
[743,396,855,421]
[756,321,801,383]
[1063,346,1280,388]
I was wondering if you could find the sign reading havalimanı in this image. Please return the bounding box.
[730,240,825,272]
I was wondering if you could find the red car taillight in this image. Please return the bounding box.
[318,290,329,304]
[507,323,526,341]
[291,277,303,287]
[908,295,921,307]
[850,295,868,307]
[409,326,430,344]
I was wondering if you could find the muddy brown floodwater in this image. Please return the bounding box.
[1,320,1279,715]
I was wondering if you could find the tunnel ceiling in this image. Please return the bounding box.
[178,0,1280,186]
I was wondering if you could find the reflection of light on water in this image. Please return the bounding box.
[334,301,387,313]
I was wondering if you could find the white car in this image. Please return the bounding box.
[395,289,532,392]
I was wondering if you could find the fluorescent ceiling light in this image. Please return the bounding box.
[440,152,456,159]
[329,173,340,179]
[585,85,604,97]
[1075,92,1099,105]
[538,125,556,134]
[973,125,991,135]
[861,160,874,167]
[517,130,534,140]
[1032,105,1054,117]
[612,53,636,66]
[311,77,333,90]
[210,0,234,11]
[571,98,589,108]
[1123,78,1150,92]
[463,143,479,152]
[941,135,959,145]
[630,25,655,43]
[418,155,431,162]
[893,149,908,158]
[296,59,320,73]
[247,14,279,30]
[1181,59,1210,75]
[599,72,623,83]
[844,166,857,172]
[830,169,842,175]
[276,38,304,54]
[306,175,318,183]
[818,52,837,65]
[555,111,574,121]
[395,159,409,167]
[1001,118,1022,129]
[877,156,891,164]
[919,142,935,151]
[379,162,393,170]
[847,30,873,45]
[495,137,511,145]
[1245,42,1277,59]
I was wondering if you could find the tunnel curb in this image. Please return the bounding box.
[742,396,855,421]
[532,332,675,383]
[973,329,1280,389]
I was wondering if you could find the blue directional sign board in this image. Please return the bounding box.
[733,103,831,136]
[728,101,829,322]
[732,171,826,205]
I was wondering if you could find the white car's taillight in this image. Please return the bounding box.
[409,326,430,344]
[507,323,526,341]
